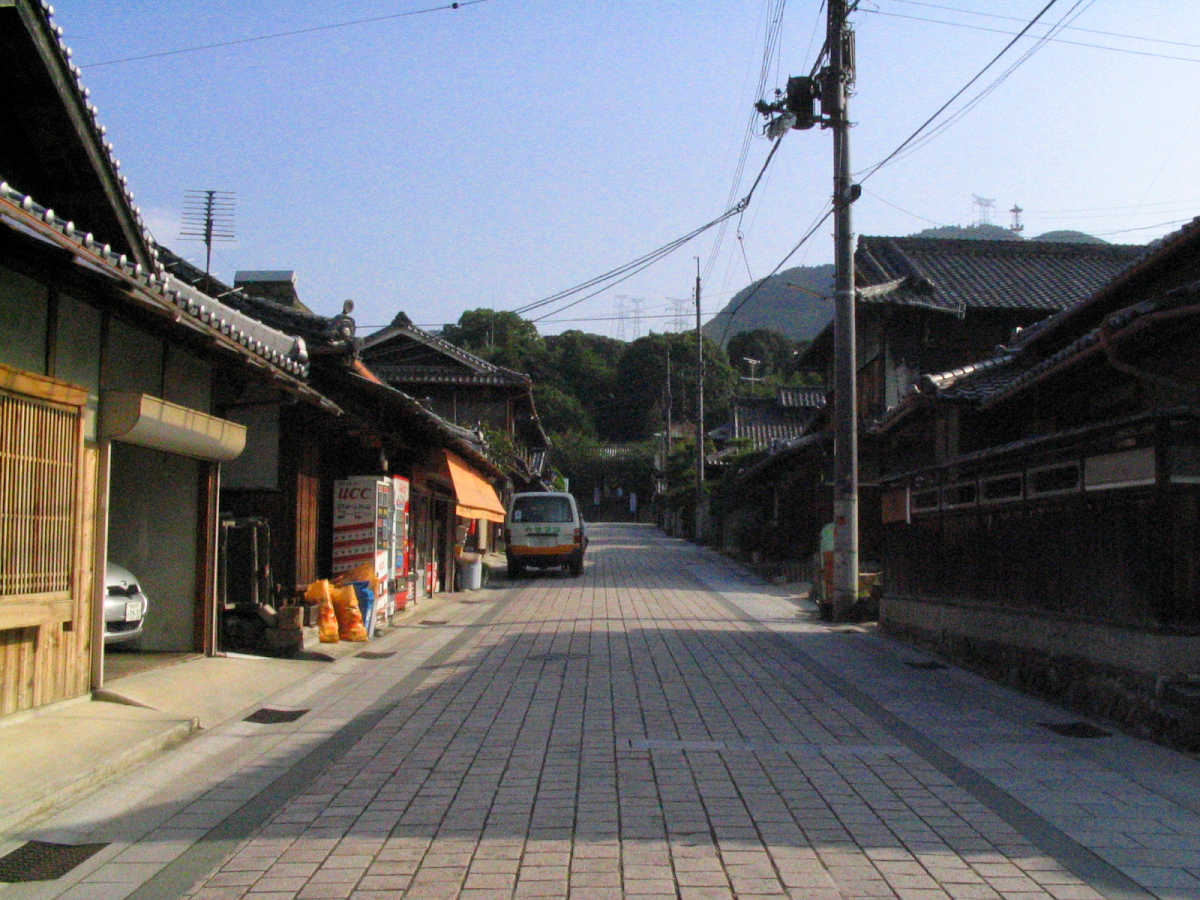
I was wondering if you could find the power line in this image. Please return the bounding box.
[80,0,490,68]
[702,0,790,283]
[863,189,946,226]
[513,136,785,323]
[856,0,1064,184]
[718,206,834,346]
[881,0,1200,51]
[872,0,1096,169]
[1094,217,1194,236]
[861,6,1200,65]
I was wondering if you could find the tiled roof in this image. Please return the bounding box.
[360,323,530,387]
[921,353,1024,402]
[4,2,155,267]
[855,236,1144,314]
[0,187,311,380]
[777,387,826,409]
[882,282,1200,422]
[999,217,1200,352]
[369,365,531,388]
[156,245,350,346]
[724,396,814,451]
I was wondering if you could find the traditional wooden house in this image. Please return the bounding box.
[360,320,549,488]
[711,388,825,454]
[0,0,327,713]
[875,220,1200,745]
[155,251,507,612]
[718,236,1142,582]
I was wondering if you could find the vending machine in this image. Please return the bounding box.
[391,475,413,610]
[332,476,393,633]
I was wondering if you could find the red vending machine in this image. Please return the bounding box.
[391,475,413,610]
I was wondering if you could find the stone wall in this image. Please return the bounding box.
[881,594,1200,751]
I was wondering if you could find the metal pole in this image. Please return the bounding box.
[828,0,859,620]
[665,343,673,455]
[694,258,705,543]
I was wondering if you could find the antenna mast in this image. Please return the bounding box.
[1009,203,1025,234]
[180,190,236,275]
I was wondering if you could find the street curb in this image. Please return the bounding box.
[0,715,198,839]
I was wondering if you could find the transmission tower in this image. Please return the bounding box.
[180,190,236,274]
[614,297,627,341]
[972,194,996,227]
[670,297,690,333]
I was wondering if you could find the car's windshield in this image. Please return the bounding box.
[512,496,573,523]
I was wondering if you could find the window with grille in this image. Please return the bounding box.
[0,389,80,597]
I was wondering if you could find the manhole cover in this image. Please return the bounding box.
[419,619,448,626]
[357,651,395,659]
[904,660,948,670]
[529,652,588,663]
[1040,721,1111,738]
[0,841,108,882]
[244,707,308,724]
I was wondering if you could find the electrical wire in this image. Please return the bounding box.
[1093,217,1194,237]
[701,0,790,284]
[860,6,1200,65]
[862,189,946,226]
[513,137,785,323]
[717,206,834,347]
[881,0,1200,51]
[855,0,1064,184]
[874,0,1094,170]
[80,1,490,68]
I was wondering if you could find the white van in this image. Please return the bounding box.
[505,491,587,577]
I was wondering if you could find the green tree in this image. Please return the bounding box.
[726,329,802,380]
[610,332,736,441]
[533,383,594,436]
[544,330,623,439]
[442,309,549,377]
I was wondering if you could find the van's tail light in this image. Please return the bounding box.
[573,528,582,545]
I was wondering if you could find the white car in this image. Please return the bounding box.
[505,491,587,577]
[104,562,149,645]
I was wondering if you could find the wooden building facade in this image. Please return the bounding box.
[876,220,1200,746]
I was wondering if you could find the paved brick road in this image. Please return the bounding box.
[11,523,1200,899]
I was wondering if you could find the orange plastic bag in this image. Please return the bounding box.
[335,563,381,599]
[331,584,368,641]
[304,579,340,643]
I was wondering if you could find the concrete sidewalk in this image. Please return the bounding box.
[0,586,466,840]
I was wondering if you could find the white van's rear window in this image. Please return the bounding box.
[512,496,573,523]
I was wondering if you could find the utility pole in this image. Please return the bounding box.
[665,343,673,456]
[694,258,705,543]
[828,0,859,620]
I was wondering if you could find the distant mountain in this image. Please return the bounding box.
[704,225,1111,344]
[1030,230,1109,244]
[913,224,1022,241]
[703,264,834,347]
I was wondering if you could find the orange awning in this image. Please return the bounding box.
[444,451,506,523]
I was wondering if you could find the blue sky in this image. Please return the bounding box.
[53,1,1200,339]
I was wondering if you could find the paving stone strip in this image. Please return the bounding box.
[15,525,1198,898]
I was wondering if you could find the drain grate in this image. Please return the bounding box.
[904,660,948,670]
[1040,721,1111,739]
[244,707,308,724]
[0,841,108,882]
[529,652,589,663]
[419,619,448,626]
[357,651,395,659]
